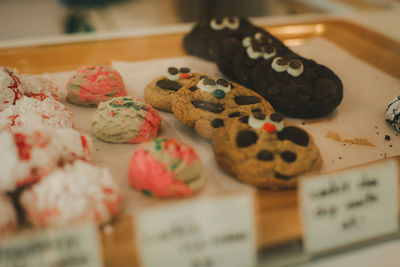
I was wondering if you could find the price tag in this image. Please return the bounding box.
[0,222,103,267]
[135,193,256,267]
[299,159,399,254]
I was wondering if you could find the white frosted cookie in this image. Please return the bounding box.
[20,160,122,227]
[0,126,92,192]
[0,96,73,131]
[0,194,17,236]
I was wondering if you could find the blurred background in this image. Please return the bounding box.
[0,0,399,40]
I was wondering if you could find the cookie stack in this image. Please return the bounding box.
[184,17,343,118]
[145,67,322,189]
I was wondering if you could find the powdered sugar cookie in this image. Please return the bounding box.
[92,96,161,144]
[0,127,92,192]
[0,67,23,111]
[129,138,204,198]
[19,74,59,101]
[0,194,17,236]
[0,96,73,131]
[20,160,121,227]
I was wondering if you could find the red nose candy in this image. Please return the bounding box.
[180,73,191,79]
[263,123,276,133]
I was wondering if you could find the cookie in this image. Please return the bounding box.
[0,126,92,192]
[66,64,127,107]
[92,96,161,144]
[0,194,17,236]
[183,16,262,61]
[0,67,23,112]
[20,74,59,101]
[386,95,400,133]
[128,138,204,198]
[144,66,202,112]
[251,53,343,118]
[171,76,274,140]
[0,96,74,131]
[212,112,322,189]
[20,160,121,227]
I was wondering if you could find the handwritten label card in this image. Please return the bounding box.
[135,193,256,267]
[299,160,399,254]
[0,223,102,267]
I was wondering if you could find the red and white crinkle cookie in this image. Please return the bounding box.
[0,127,92,192]
[20,160,122,227]
[0,96,73,131]
[19,74,59,101]
[0,67,23,111]
[0,194,17,236]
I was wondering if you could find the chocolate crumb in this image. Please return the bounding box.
[390,144,393,147]
[338,156,342,159]
[301,122,305,125]
[376,132,379,135]
[385,135,391,141]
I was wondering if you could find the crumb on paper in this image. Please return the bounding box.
[385,135,391,141]
[325,131,375,147]
[338,156,342,160]
[103,224,114,235]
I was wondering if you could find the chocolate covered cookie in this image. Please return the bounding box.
[212,112,322,189]
[251,53,343,118]
[183,16,262,62]
[171,76,274,140]
[145,67,201,112]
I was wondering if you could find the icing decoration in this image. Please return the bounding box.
[271,57,289,72]
[213,89,226,99]
[197,78,216,93]
[166,66,192,81]
[262,45,276,60]
[287,59,304,77]
[210,18,225,30]
[210,17,240,30]
[242,37,251,47]
[263,123,276,133]
[248,114,268,129]
[215,78,231,93]
[246,45,263,59]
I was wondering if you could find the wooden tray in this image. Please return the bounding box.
[1,19,400,266]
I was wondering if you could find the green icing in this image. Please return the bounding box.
[141,189,154,197]
[171,163,179,170]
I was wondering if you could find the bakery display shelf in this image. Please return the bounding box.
[1,19,400,267]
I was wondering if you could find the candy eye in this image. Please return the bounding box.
[267,112,284,132]
[197,78,216,93]
[248,112,268,129]
[242,36,251,47]
[262,45,276,60]
[224,16,239,30]
[166,67,179,81]
[179,67,192,79]
[271,57,289,72]
[287,59,304,77]
[246,43,263,59]
[210,18,225,30]
[215,78,231,93]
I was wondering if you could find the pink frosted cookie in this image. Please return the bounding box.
[92,96,161,143]
[0,127,92,192]
[66,64,127,107]
[20,74,59,101]
[0,67,23,111]
[0,96,73,131]
[20,160,121,227]
[0,194,18,236]
[128,138,204,198]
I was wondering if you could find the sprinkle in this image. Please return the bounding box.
[213,89,226,99]
[180,73,191,79]
[263,123,276,133]
[123,97,131,101]
[172,163,179,170]
[110,111,114,117]
[141,189,154,197]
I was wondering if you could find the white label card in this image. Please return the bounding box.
[300,160,399,254]
[0,223,102,267]
[135,193,256,267]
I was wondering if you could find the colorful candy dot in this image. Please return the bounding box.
[213,89,226,99]
[263,123,276,133]
[141,189,154,197]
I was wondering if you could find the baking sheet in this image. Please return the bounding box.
[42,35,400,215]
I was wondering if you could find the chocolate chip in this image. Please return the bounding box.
[216,79,229,87]
[234,96,261,105]
[270,112,284,122]
[275,172,293,180]
[239,116,249,124]
[156,79,182,91]
[168,67,178,75]
[278,126,309,146]
[267,85,280,95]
[179,67,190,73]
[229,112,241,118]
[252,108,261,113]
[236,130,258,148]
[253,113,266,120]
[276,58,288,66]
[203,78,216,85]
[211,119,224,128]
[191,101,225,114]
[189,86,198,92]
[281,151,297,162]
[289,59,302,69]
[257,150,274,161]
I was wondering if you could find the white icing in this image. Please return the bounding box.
[287,60,304,77]
[166,73,179,81]
[266,116,284,132]
[254,32,264,41]
[248,115,268,129]
[210,18,225,30]
[0,96,73,131]
[242,37,251,47]
[0,195,17,235]
[263,48,277,60]
[224,17,239,30]
[20,160,121,227]
[215,82,231,94]
[246,46,263,60]
[196,78,216,93]
[271,57,288,72]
